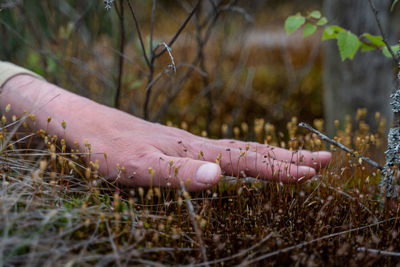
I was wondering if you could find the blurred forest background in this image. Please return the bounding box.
[0,0,397,139]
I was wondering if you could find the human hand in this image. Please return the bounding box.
[1,75,331,192]
[83,111,331,191]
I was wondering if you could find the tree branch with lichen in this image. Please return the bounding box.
[298,122,383,171]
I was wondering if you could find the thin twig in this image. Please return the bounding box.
[153,0,201,59]
[178,177,209,266]
[114,0,125,108]
[367,0,398,64]
[105,221,122,267]
[126,0,151,68]
[143,0,201,119]
[153,0,238,122]
[357,247,400,257]
[150,0,157,55]
[191,232,274,267]
[236,217,396,266]
[194,2,214,133]
[322,182,378,222]
[160,42,176,73]
[298,122,384,170]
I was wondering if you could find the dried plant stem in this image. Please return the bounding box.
[237,217,396,266]
[152,0,201,60]
[126,0,150,68]
[142,0,201,119]
[194,3,213,132]
[191,232,274,267]
[322,182,377,222]
[153,1,239,122]
[114,0,125,109]
[106,220,122,267]
[298,122,383,170]
[178,178,209,266]
[357,247,400,257]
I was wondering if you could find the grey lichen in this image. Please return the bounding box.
[381,66,400,198]
[382,127,400,198]
[390,90,400,113]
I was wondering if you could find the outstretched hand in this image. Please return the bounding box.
[87,119,331,191]
[1,75,331,191]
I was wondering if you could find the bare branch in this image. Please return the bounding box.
[114,0,125,109]
[237,217,396,266]
[126,0,151,68]
[153,0,201,59]
[298,122,384,170]
[150,0,157,54]
[367,0,398,64]
[357,247,400,256]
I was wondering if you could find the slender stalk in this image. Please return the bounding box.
[194,2,213,133]
[178,178,209,266]
[126,0,151,68]
[143,0,201,119]
[153,0,202,59]
[114,0,125,108]
[357,247,400,257]
[237,217,396,266]
[150,0,157,55]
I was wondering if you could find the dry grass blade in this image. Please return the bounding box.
[236,217,396,266]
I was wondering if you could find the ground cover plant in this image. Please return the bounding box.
[1,0,400,266]
[2,112,399,266]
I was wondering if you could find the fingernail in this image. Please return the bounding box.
[195,163,219,184]
[312,151,332,158]
[298,166,315,177]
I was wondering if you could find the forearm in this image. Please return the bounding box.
[1,74,126,149]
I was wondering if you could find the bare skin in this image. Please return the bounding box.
[0,75,331,191]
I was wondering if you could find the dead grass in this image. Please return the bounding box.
[1,112,399,266]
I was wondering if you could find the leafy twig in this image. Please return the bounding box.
[367,0,399,64]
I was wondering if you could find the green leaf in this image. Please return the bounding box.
[391,0,399,11]
[322,25,345,40]
[284,14,306,35]
[309,10,321,19]
[317,17,328,26]
[361,43,376,52]
[337,31,361,61]
[363,33,385,47]
[303,24,317,38]
[382,44,400,58]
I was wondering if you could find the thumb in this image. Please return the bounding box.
[154,153,221,191]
